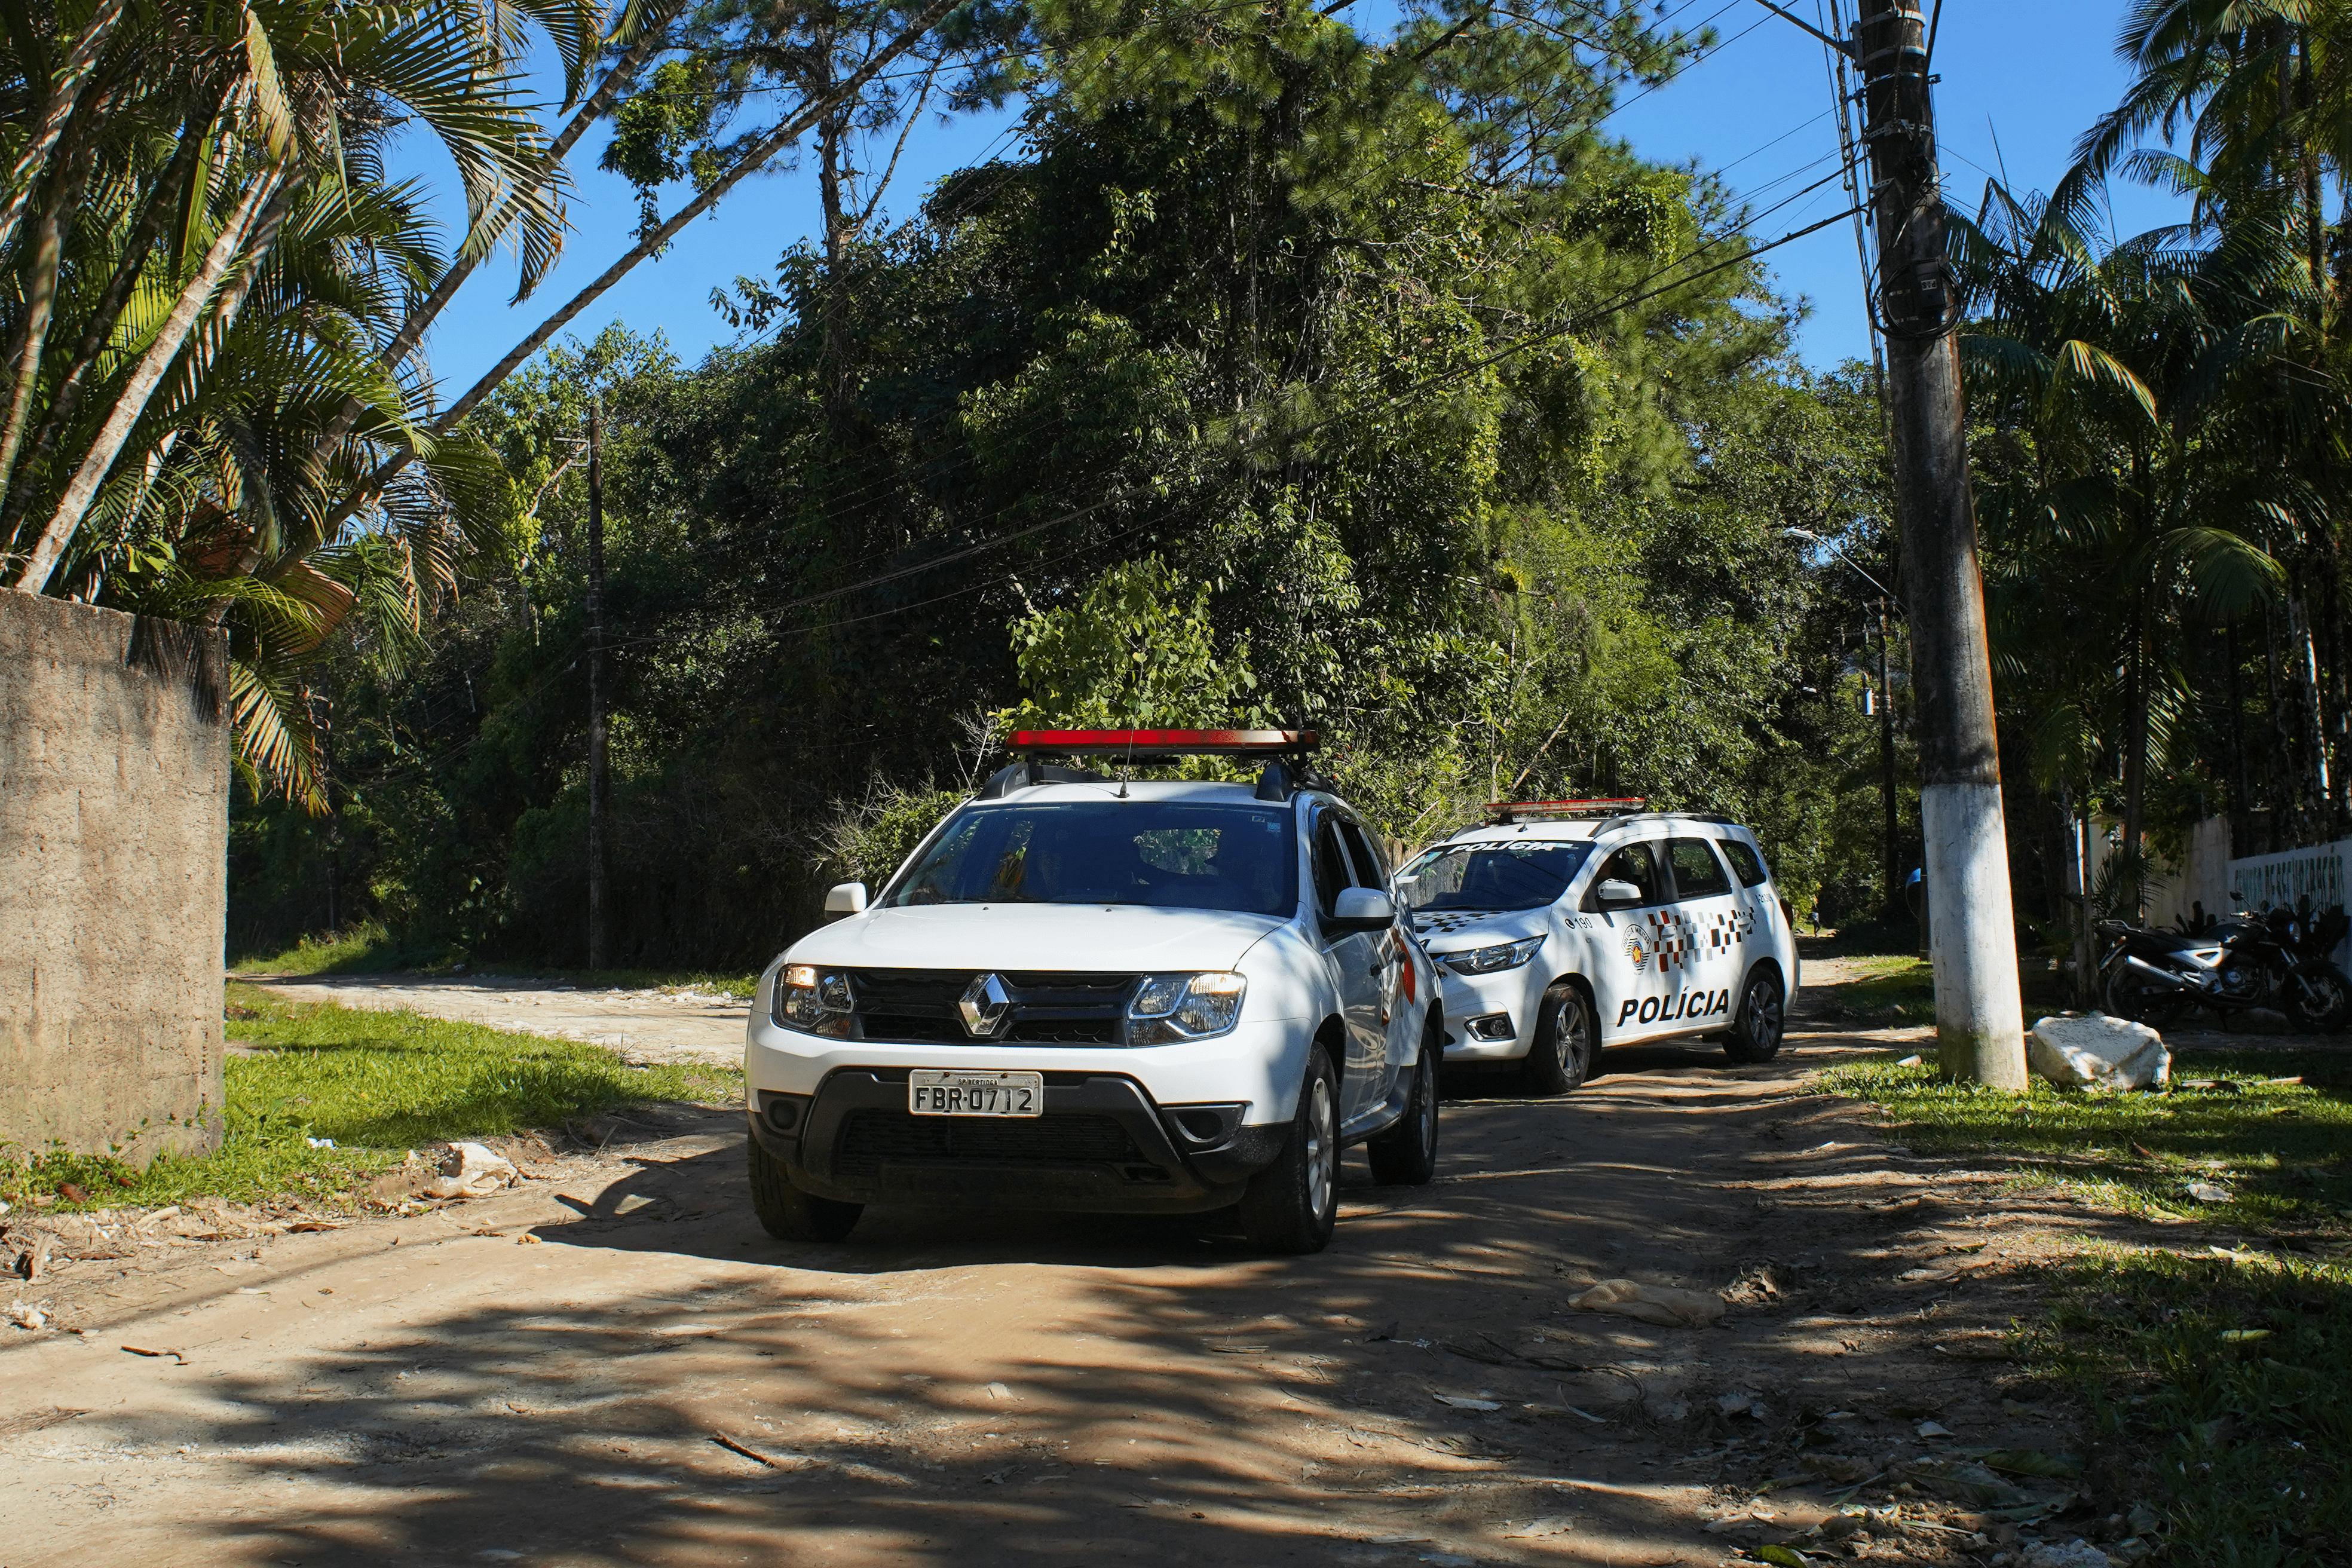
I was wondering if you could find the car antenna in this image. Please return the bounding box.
[1116,730,1135,798]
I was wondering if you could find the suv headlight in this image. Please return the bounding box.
[773,963,852,1037]
[1128,972,1247,1045]
[1438,935,1545,976]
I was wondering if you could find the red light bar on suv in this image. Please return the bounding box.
[1484,797,1647,820]
[1012,728,1318,755]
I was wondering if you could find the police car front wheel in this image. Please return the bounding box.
[1522,982,1596,1095]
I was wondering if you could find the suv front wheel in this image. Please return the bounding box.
[1240,1045,1340,1254]
[749,1137,862,1242]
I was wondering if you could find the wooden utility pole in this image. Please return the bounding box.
[1876,599,1900,924]
[586,397,609,970]
[1853,0,2026,1087]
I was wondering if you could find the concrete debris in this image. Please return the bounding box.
[1716,1389,1765,1419]
[2028,1014,2169,1091]
[422,1142,519,1201]
[2187,1182,2232,1203]
[6,1296,50,1331]
[1568,1278,1726,1328]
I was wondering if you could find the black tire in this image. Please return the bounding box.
[1521,982,1597,1096]
[2287,965,2352,1034]
[1723,966,1786,1064]
[1367,1021,1441,1186]
[748,1137,862,1242]
[2103,967,2188,1028]
[1240,1045,1340,1254]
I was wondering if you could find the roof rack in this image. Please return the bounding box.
[981,728,1328,801]
[1484,797,1647,824]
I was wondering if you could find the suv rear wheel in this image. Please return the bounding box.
[749,1138,862,1242]
[1240,1046,1340,1254]
[1367,1017,1441,1185]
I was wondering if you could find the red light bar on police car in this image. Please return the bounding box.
[1011,728,1318,755]
[1484,797,1647,820]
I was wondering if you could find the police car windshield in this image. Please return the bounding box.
[884,800,1298,916]
[1398,840,1592,913]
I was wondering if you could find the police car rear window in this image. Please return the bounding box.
[1720,838,1769,887]
[886,801,1298,915]
[1396,840,1593,914]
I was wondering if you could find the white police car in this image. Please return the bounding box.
[744,731,1443,1253]
[1394,800,1797,1092]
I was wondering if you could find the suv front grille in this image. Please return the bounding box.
[831,1108,1147,1178]
[846,969,1137,1046]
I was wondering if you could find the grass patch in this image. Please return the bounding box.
[459,964,761,1000]
[0,984,742,1214]
[1818,954,1938,1023]
[1817,1055,2352,1235]
[2022,1245,2352,1564]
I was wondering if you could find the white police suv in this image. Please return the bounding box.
[1394,800,1797,1092]
[744,731,1443,1254]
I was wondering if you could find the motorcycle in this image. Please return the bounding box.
[2096,900,2352,1033]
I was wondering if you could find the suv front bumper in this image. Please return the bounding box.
[747,1068,1288,1214]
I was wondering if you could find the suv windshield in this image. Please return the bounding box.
[1397,840,1593,913]
[885,800,1297,915]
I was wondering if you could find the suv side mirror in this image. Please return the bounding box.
[1330,886,1395,935]
[825,881,869,918]
[1595,878,1642,908]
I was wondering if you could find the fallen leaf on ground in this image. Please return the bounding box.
[1432,1394,1502,1411]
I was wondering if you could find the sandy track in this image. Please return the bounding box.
[248,973,751,1068]
[2,985,2176,1567]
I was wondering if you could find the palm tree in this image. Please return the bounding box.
[1953,170,2285,913]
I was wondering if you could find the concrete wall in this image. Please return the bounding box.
[1,593,228,1165]
[2146,816,2233,931]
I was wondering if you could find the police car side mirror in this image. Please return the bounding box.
[1595,879,1642,908]
[1330,886,1395,935]
[825,881,869,919]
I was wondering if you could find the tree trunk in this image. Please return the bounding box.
[0,130,97,505]
[9,164,290,593]
[2262,602,2292,853]
[2224,617,2252,856]
[0,106,213,545]
[2121,626,2148,918]
[0,0,126,259]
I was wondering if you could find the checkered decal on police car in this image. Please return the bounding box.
[1643,908,1699,973]
[1699,903,1756,960]
[1415,911,1509,938]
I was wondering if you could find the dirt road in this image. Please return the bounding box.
[249,974,749,1067]
[2,977,2161,1567]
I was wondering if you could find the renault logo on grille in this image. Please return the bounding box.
[958,973,1013,1037]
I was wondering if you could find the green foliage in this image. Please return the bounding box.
[822,782,970,893]
[227,0,1909,966]
[1004,555,1266,730]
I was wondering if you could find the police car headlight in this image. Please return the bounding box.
[774,963,853,1037]
[1128,972,1247,1045]
[1440,935,1545,976]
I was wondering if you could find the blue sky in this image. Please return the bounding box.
[408,1,2185,401]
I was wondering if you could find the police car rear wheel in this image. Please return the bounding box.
[1723,967,1785,1064]
[1240,1046,1340,1254]
[748,1138,862,1242]
[1521,983,1595,1095]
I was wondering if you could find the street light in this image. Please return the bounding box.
[1787,526,1904,928]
